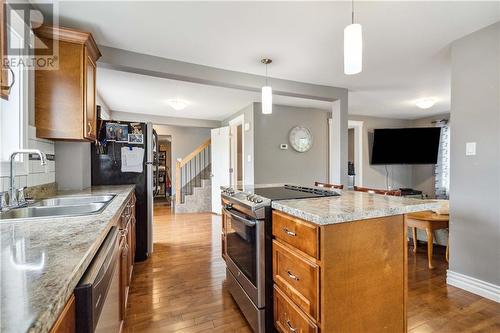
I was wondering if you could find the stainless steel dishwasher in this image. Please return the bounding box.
[75,227,120,333]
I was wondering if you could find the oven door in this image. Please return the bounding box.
[224,207,265,308]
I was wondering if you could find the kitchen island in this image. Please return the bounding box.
[0,185,135,333]
[270,191,440,333]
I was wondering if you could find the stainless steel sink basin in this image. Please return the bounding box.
[32,195,115,207]
[0,194,116,221]
[0,203,107,220]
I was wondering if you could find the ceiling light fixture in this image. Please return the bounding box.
[415,98,436,109]
[167,99,188,111]
[261,58,273,114]
[344,0,363,75]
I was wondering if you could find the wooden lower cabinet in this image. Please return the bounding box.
[274,286,318,333]
[50,294,75,333]
[119,193,136,324]
[272,211,407,333]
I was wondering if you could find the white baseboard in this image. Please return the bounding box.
[447,270,500,303]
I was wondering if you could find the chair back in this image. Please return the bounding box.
[353,186,402,196]
[315,181,344,190]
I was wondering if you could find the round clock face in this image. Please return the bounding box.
[289,126,313,152]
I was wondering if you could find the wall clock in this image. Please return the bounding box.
[289,126,313,152]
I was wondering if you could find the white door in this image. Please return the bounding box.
[211,127,230,214]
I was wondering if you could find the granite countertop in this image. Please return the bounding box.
[0,185,135,333]
[271,190,441,225]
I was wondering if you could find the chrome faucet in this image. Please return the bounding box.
[8,149,47,207]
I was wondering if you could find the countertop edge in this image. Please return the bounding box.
[271,200,442,226]
[26,185,135,333]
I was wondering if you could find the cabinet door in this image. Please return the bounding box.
[130,215,136,269]
[50,294,75,333]
[119,234,129,320]
[0,0,9,100]
[127,218,133,284]
[84,50,96,140]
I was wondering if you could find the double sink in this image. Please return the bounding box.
[0,194,115,220]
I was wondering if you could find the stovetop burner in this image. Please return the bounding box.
[252,184,338,201]
[221,184,340,213]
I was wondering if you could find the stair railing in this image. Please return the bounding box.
[175,138,211,205]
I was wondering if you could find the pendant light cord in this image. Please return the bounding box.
[265,63,268,86]
[351,0,355,24]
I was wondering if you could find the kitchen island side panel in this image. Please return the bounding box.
[320,214,407,333]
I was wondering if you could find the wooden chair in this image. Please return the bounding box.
[315,181,344,190]
[353,186,402,196]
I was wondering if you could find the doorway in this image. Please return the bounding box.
[348,120,363,188]
[155,135,172,206]
[229,115,244,188]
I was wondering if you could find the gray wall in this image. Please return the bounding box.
[153,124,212,191]
[349,115,413,189]
[253,103,330,186]
[449,22,500,285]
[222,103,255,185]
[55,142,91,190]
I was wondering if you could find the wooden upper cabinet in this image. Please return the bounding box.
[0,0,9,100]
[34,25,101,141]
[84,50,97,140]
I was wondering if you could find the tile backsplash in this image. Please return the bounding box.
[0,126,56,191]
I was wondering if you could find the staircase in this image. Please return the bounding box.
[174,139,212,214]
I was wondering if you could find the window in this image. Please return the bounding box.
[434,120,450,199]
[0,7,28,175]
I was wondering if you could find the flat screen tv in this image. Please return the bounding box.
[371,127,441,165]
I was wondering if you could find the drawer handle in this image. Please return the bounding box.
[287,270,300,281]
[286,319,298,333]
[282,228,296,237]
[87,122,92,136]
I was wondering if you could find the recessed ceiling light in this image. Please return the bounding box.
[415,98,436,109]
[167,99,188,111]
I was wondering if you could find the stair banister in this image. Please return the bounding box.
[175,139,211,205]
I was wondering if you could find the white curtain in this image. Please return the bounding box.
[434,120,450,199]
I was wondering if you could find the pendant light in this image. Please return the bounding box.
[261,58,273,114]
[344,0,363,75]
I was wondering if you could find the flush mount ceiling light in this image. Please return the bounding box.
[344,0,363,75]
[415,98,436,109]
[261,58,273,114]
[167,99,188,111]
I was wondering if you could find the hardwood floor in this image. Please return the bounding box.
[123,204,251,333]
[124,205,500,332]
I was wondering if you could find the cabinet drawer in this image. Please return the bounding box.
[273,211,319,259]
[273,240,319,320]
[274,285,318,333]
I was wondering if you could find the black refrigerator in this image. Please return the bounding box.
[91,120,158,262]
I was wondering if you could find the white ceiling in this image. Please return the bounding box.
[52,1,500,120]
[97,67,332,120]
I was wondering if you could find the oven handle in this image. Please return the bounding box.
[223,207,257,227]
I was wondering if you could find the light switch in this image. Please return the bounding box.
[247,154,252,162]
[280,144,288,150]
[466,142,476,156]
[244,123,250,131]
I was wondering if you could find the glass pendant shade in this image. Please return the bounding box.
[261,86,272,114]
[344,23,363,75]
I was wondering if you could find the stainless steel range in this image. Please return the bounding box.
[221,184,340,333]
